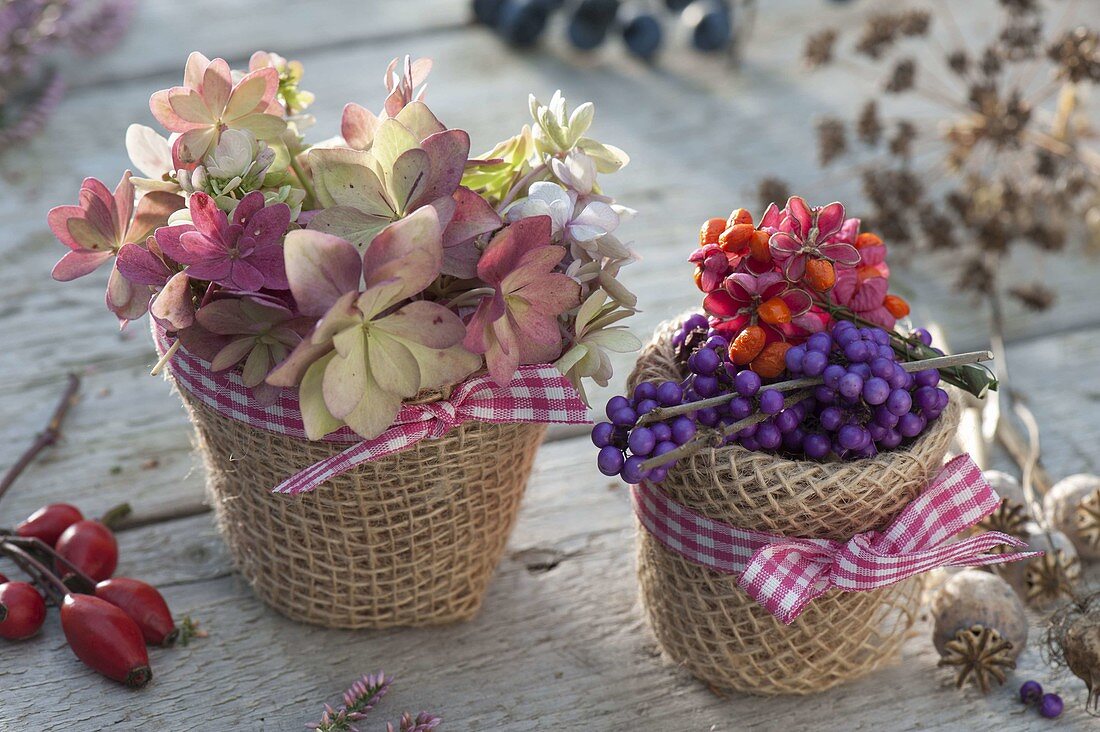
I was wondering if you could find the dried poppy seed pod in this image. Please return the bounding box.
[932,570,1028,692]
[978,470,1029,541]
[1044,474,1100,560]
[999,524,1082,607]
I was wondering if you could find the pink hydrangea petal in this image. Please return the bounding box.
[51,250,113,281]
[116,242,171,286]
[189,193,230,243]
[155,224,195,263]
[201,58,233,116]
[224,67,279,120]
[168,89,213,125]
[174,127,217,164]
[225,259,265,292]
[47,205,87,250]
[815,202,845,240]
[181,256,232,283]
[247,244,289,290]
[183,52,210,91]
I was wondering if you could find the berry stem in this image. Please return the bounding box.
[636,350,993,426]
[0,540,69,604]
[0,373,81,504]
[640,390,814,471]
[2,535,98,591]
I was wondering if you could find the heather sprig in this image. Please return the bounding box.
[306,672,393,732]
[388,712,443,732]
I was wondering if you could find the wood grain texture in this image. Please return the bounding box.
[3,0,1100,729]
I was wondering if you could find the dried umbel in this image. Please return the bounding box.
[999,526,1082,607]
[1046,593,1100,714]
[978,470,1030,545]
[1044,474,1100,560]
[933,570,1028,692]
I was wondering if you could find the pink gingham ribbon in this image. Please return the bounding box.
[153,323,589,494]
[632,454,1039,624]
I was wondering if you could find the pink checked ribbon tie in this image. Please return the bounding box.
[153,323,589,495]
[632,454,1040,624]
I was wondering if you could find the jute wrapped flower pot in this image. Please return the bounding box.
[629,318,961,695]
[172,377,546,630]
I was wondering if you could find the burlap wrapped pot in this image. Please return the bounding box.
[629,317,961,695]
[171,372,546,630]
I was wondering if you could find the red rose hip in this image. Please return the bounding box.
[55,520,118,582]
[16,503,84,547]
[61,594,151,687]
[0,581,47,640]
[95,578,177,646]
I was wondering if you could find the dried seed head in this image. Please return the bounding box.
[804,29,839,68]
[947,49,970,76]
[978,499,1029,546]
[1048,27,1100,83]
[899,10,932,37]
[757,178,791,212]
[1008,283,1055,311]
[856,100,883,146]
[885,58,917,93]
[1044,594,1100,714]
[1044,475,1100,560]
[889,120,917,158]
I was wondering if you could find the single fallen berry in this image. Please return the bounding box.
[0,581,47,640]
[55,520,119,583]
[1019,680,1043,705]
[1038,693,1063,719]
[16,503,84,547]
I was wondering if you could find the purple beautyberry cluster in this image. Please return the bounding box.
[594,313,951,484]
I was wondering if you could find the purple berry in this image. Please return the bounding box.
[760,389,784,414]
[870,357,894,379]
[867,422,887,441]
[652,422,672,442]
[736,424,758,439]
[874,405,899,428]
[646,465,669,483]
[850,362,872,379]
[802,350,828,376]
[913,328,932,346]
[844,340,870,363]
[887,364,909,390]
[820,406,843,431]
[876,344,896,360]
[628,426,657,456]
[697,407,719,427]
[591,422,614,448]
[775,409,800,433]
[671,416,697,444]
[897,412,925,438]
[656,381,683,406]
[756,422,782,450]
[605,395,629,419]
[838,424,867,451]
[836,328,859,348]
[1019,680,1043,705]
[739,435,761,451]
[653,440,677,458]
[804,432,831,459]
[729,397,752,420]
[693,374,719,398]
[914,386,939,413]
[838,372,864,400]
[807,332,833,353]
[863,377,891,405]
[814,385,837,404]
[886,389,912,416]
[934,388,949,410]
[734,369,761,397]
[782,427,805,450]
[597,446,625,476]
[878,428,902,449]
[636,398,659,415]
[1039,693,1063,719]
[915,369,940,388]
[633,382,657,402]
[611,407,637,427]
[621,456,646,483]
[823,364,846,389]
[785,345,806,373]
[692,347,720,375]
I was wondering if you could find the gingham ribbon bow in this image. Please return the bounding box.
[632,454,1039,624]
[153,324,589,495]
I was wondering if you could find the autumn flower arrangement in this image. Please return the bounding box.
[46,50,639,630]
[48,52,639,437]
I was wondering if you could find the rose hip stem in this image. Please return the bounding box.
[2,535,98,591]
[640,390,814,472]
[0,541,70,605]
[0,373,81,503]
[636,350,993,427]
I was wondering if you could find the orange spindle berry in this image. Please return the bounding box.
[728,325,766,365]
[884,294,910,318]
[700,218,727,246]
[750,342,792,378]
[727,208,754,227]
[805,259,836,291]
[750,229,772,263]
[857,265,882,282]
[693,268,705,292]
[718,223,755,253]
[855,232,883,249]
[757,296,792,325]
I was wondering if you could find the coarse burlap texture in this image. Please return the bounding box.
[174,382,546,630]
[629,317,961,694]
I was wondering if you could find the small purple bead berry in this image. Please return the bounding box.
[838,372,864,401]
[611,407,637,427]
[804,432,831,459]
[915,369,940,388]
[605,395,629,419]
[912,328,933,346]
[696,407,719,427]
[693,374,720,398]
[633,382,657,402]
[756,422,782,450]
[728,396,752,420]
[653,441,677,458]
[739,435,761,452]
[621,456,646,484]
[897,412,925,438]
[785,345,806,374]
[886,389,913,416]
[878,428,902,449]
[636,398,659,415]
[759,389,784,414]
[628,427,656,456]
[656,380,683,406]
[807,332,833,353]
[819,406,843,431]
[671,416,697,445]
[1019,680,1043,705]
[692,347,721,375]
[652,422,672,442]
[704,334,728,351]
[591,422,614,448]
[597,446,625,476]
[1039,693,1063,719]
[774,409,800,433]
[734,369,762,397]
[823,364,846,389]
[814,385,836,404]
[802,350,828,376]
[838,424,868,451]
[844,340,870,363]
[863,376,891,406]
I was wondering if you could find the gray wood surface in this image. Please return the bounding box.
[1,1,1099,729]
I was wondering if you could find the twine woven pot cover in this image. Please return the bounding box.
[158,329,553,629]
[628,317,961,695]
